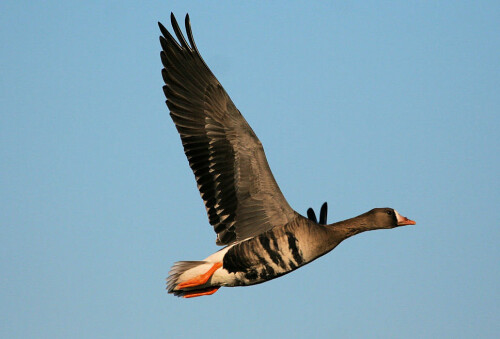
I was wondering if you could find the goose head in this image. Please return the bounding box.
[368,208,416,229]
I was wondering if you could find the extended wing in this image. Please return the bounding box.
[159,14,296,245]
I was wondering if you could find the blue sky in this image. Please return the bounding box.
[1,1,499,338]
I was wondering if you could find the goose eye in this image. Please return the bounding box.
[386,210,393,215]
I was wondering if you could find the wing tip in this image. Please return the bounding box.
[319,202,328,225]
[307,207,317,223]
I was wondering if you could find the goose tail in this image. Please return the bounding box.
[166,261,222,298]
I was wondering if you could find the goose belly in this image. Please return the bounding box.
[221,225,315,286]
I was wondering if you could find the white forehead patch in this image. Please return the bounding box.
[394,210,403,222]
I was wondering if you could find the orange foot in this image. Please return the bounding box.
[177,262,223,289]
[183,287,220,298]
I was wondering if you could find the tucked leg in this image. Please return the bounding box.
[183,287,220,298]
[177,262,223,289]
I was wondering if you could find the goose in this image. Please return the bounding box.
[159,13,416,298]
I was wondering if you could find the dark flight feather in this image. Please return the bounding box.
[307,202,328,224]
[307,208,317,223]
[319,202,328,225]
[159,14,296,245]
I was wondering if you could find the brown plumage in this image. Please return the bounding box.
[159,13,416,298]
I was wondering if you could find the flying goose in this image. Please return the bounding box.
[159,13,416,298]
